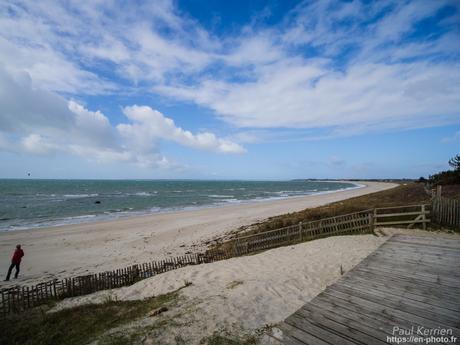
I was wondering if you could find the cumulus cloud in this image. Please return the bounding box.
[0,65,74,133]
[1,0,459,144]
[0,67,244,168]
[21,134,59,155]
[118,106,245,154]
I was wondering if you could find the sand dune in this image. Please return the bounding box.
[0,181,396,286]
[51,227,460,344]
[54,234,387,344]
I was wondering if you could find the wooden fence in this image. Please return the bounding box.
[0,204,442,317]
[233,210,373,255]
[373,204,430,229]
[0,253,216,317]
[432,196,460,228]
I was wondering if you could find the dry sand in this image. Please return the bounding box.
[54,234,388,344]
[0,181,396,286]
[52,228,460,344]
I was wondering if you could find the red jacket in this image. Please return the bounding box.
[12,249,24,264]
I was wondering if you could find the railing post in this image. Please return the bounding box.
[298,222,302,241]
[421,204,426,230]
[369,210,375,233]
[232,240,238,257]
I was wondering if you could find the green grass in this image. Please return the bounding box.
[0,291,180,345]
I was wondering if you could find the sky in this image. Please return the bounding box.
[0,0,459,180]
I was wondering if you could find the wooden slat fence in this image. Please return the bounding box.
[432,196,460,228]
[0,254,206,316]
[233,210,373,255]
[373,204,430,229]
[0,204,441,317]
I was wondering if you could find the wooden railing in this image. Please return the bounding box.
[0,253,223,317]
[233,210,373,255]
[0,204,439,317]
[373,204,430,229]
[432,196,460,229]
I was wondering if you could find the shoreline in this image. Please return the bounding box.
[0,181,364,233]
[0,181,396,287]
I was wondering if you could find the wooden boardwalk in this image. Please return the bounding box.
[280,235,460,344]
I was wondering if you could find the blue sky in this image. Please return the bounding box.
[0,0,459,180]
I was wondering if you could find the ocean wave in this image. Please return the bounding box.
[133,191,158,196]
[64,193,99,198]
[220,198,240,203]
[208,194,234,198]
[65,214,97,219]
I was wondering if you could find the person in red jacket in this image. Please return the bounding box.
[5,244,24,281]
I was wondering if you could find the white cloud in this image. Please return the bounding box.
[0,66,244,167]
[68,101,116,148]
[0,0,459,145]
[21,134,59,155]
[152,1,460,132]
[119,106,245,154]
[0,65,74,133]
[157,61,460,130]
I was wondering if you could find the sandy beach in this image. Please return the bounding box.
[53,234,387,344]
[51,227,460,344]
[0,181,396,286]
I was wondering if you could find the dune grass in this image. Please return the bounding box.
[207,182,436,254]
[250,183,431,233]
[0,291,180,345]
[440,184,460,200]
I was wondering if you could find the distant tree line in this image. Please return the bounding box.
[419,154,460,186]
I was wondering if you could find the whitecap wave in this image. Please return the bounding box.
[64,193,99,198]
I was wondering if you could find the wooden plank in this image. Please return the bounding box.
[321,289,460,334]
[374,211,430,218]
[391,235,460,249]
[280,322,331,345]
[344,270,460,305]
[375,219,430,226]
[300,299,421,345]
[332,282,460,323]
[281,235,460,344]
[294,306,389,345]
[285,312,362,345]
[357,256,460,279]
[355,265,460,289]
[342,274,460,312]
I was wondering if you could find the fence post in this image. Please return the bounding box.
[298,222,302,241]
[369,210,375,233]
[1,289,5,317]
[436,185,442,198]
[421,204,426,230]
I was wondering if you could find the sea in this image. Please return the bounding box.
[0,179,361,231]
